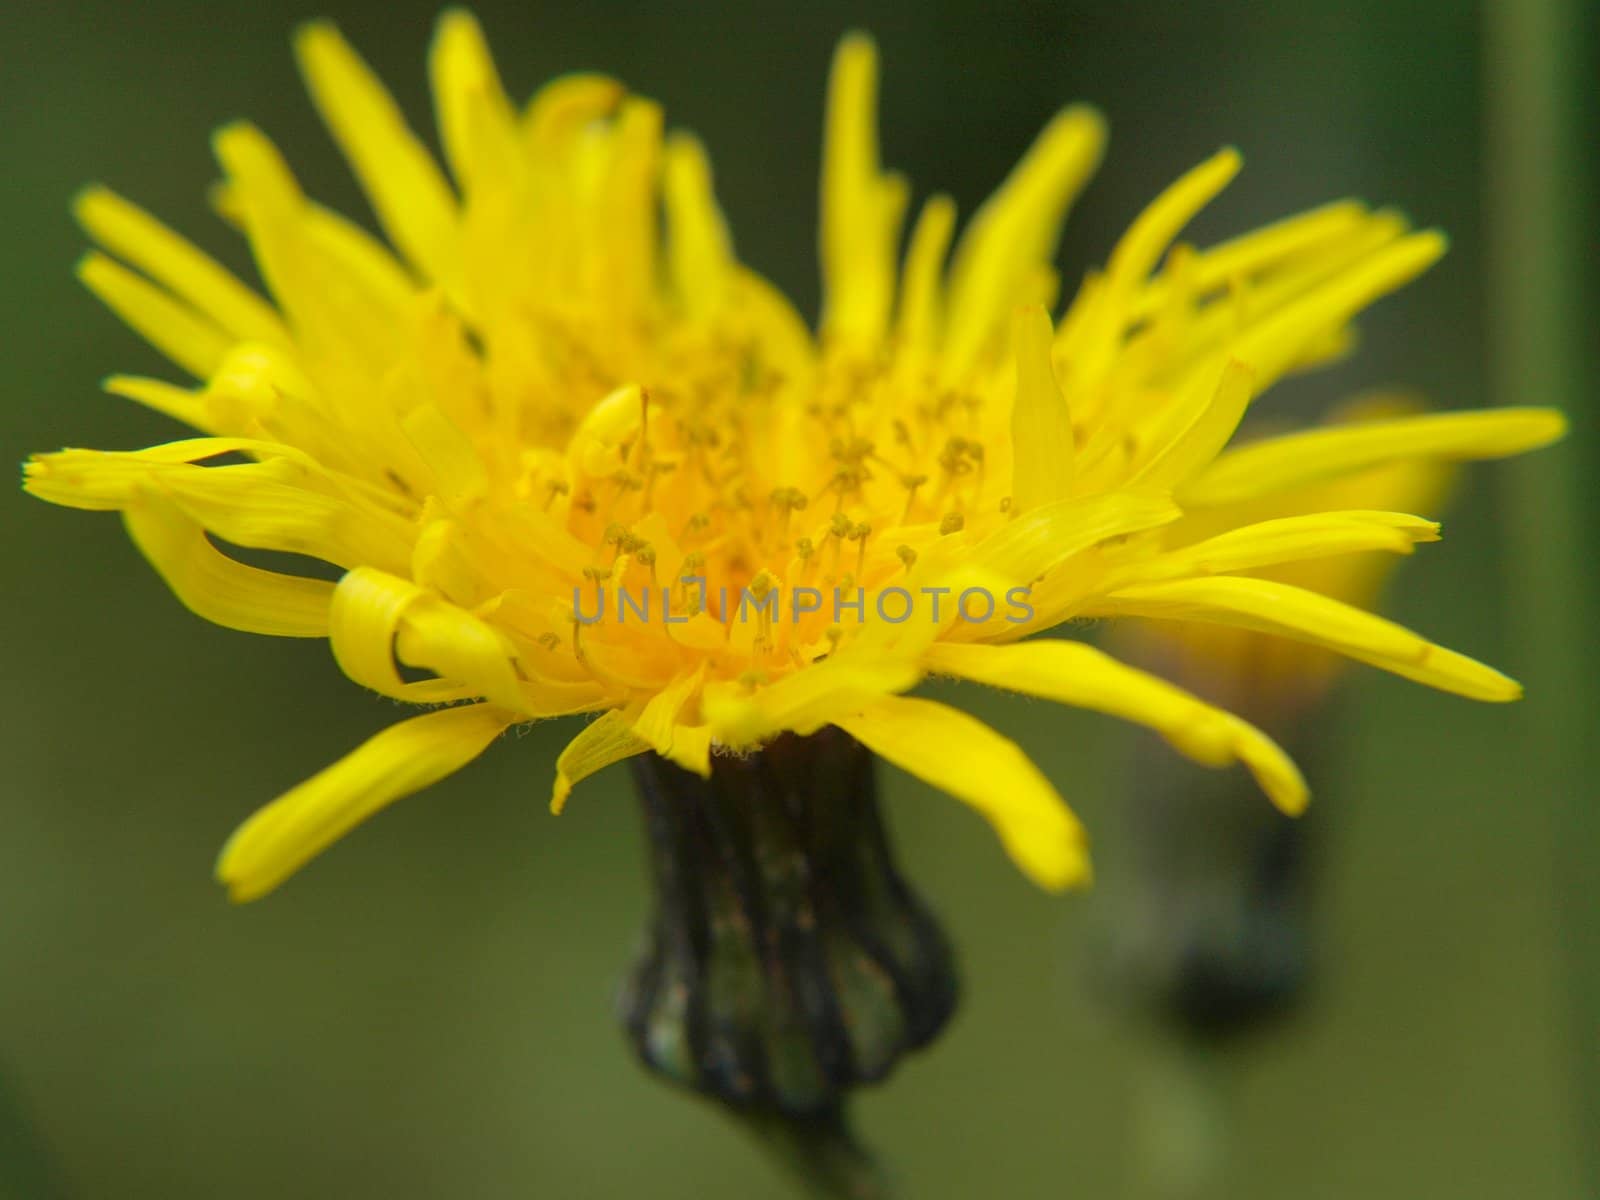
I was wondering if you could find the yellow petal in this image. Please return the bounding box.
[1107,148,1242,297]
[1087,575,1522,701]
[819,32,908,349]
[1226,229,1446,391]
[104,375,215,432]
[23,448,413,572]
[428,10,517,196]
[551,708,650,813]
[961,489,1180,585]
[400,403,488,506]
[1130,510,1440,584]
[661,724,714,777]
[633,664,707,755]
[329,566,525,711]
[75,187,289,347]
[394,594,527,713]
[1126,199,1371,321]
[1128,358,1255,489]
[835,695,1090,891]
[294,21,460,287]
[1182,407,1569,507]
[943,105,1105,377]
[329,566,427,697]
[663,133,734,320]
[77,253,231,380]
[216,703,515,901]
[895,194,956,353]
[702,657,921,749]
[594,99,665,308]
[124,494,333,637]
[521,71,625,153]
[213,123,419,372]
[1068,148,1240,383]
[924,640,1308,815]
[1009,305,1075,509]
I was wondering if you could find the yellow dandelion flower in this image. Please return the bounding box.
[25,14,1564,904]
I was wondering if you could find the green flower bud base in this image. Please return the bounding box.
[620,727,957,1117]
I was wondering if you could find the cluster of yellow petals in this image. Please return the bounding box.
[25,13,1564,900]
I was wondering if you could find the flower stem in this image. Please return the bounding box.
[733,1104,891,1199]
[1129,1036,1229,1200]
[1486,0,1599,1187]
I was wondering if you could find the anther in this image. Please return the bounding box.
[900,473,928,524]
[849,523,871,575]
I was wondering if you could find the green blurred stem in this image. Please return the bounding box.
[1129,1037,1229,1200]
[1485,0,1598,1189]
[733,1105,891,1200]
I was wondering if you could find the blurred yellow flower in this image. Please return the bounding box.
[24,13,1564,901]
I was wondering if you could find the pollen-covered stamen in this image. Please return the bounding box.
[638,457,676,510]
[611,552,636,594]
[602,521,630,559]
[936,436,971,475]
[634,542,658,586]
[831,434,875,463]
[897,471,929,524]
[964,440,988,505]
[891,416,917,454]
[849,521,873,577]
[794,536,817,581]
[746,568,780,650]
[609,465,647,504]
[682,421,724,490]
[828,463,875,512]
[680,511,712,542]
[768,485,809,551]
[931,435,982,512]
[667,550,705,619]
[581,563,613,620]
[823,512,855,581]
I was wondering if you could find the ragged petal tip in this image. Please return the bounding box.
[291,17,342,58]
[70,184,114,226]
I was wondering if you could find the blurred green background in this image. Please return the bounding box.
[2,0,1595,1196]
